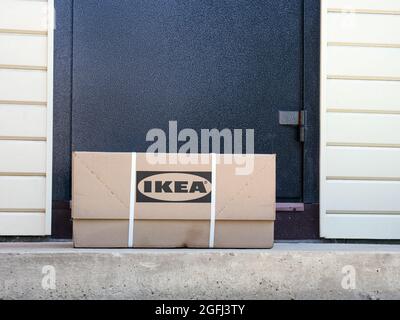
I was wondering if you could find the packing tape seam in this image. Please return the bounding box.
[128,152,137,248]
[209,153,217,248]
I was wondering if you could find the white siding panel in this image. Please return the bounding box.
[0,0,48,31]
[323,215,400,240]
[0,213,45,236]
[0,0,52,236]
[325,180,400,212]
[0,104,46,137]
[0,69,46,102]
[0,33,47,67]
[327,0,400,11]
[327,46,400,78]
[326,113,400,145]
[0,176,46,209]
[326,80,400,112]
[327,13,400,44]
[326,147,400,179]
[0,140,46,173]
[321,0,400,239]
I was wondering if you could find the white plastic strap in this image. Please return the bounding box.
[209,153,217,248]
[128,152,137,248]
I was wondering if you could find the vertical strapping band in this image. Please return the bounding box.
[209,153,217,248]
[128,152,137,248]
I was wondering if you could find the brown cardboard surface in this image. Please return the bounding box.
[135,203,211,221]
[214,220,274,248]
[72,152,276,248]
[72,152,132,220]
[216,154,275,221]
[73,220,129,248]
[133,220,210,248]
[136,152,212,171]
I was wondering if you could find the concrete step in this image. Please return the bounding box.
[0,242,399,299]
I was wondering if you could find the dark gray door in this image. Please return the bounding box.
[72,0,304,202]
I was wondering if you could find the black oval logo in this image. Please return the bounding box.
[136,171,212,203]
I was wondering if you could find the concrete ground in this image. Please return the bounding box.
[0,242,400,300]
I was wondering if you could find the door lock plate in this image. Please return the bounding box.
[279,110,306,142]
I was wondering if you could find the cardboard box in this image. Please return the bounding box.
[72,152,275,248]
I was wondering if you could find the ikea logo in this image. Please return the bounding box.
[136,171,211,203]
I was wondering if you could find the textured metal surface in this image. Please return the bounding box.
[303,0,320,203]
[53,0,73,201]
[275,204,319,239]
[52,201,72,239]
[72,0,304,201]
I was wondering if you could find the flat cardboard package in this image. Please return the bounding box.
[72,152,275,248]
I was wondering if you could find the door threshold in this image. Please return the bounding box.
[276,203,305,212]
